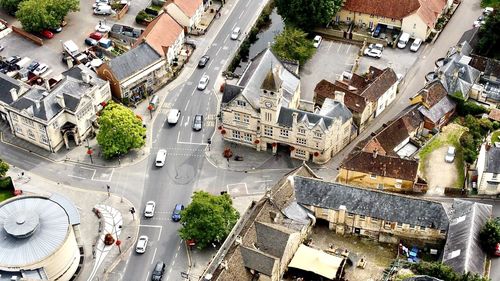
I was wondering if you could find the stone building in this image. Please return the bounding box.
[220,49,353,164]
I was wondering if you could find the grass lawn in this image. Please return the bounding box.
[418,124,467,188]
[492,130,500,143]
[0,177,14,202]
[0,189,13,202]
[481,0,499,8]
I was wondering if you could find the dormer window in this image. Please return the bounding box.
[237,100,246,107]
[314,132,323,138]
[298,128,306,135]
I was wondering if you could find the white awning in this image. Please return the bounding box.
[288,244,343,279]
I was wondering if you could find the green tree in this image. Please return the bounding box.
[412,261,490,281]
[16,0,78,33]
[272,27,315,65]
[477,10,500,59]
[479,219,500,254]
[0,159,9,178]
[275,0,342,31]
[0,0,24,15]
[96,101,146,159]
[179,191,239,249]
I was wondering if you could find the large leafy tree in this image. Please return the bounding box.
[479,219,500,254]
[0,159,9,178]
[16,0,78,32]
[179,191,239,249]
[272,27,315,65]
[0,0,24,15]
[96,101,146,159]
[275,0,342,31]
[477,10,500,59]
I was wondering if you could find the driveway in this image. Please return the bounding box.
[424,146,458,195]
[301,40,360,101]
[357,39,422,77]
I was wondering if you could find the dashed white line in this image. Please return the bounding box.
[238,10,244,19]
[337,43,343,52]
[144,272,150,281]
[215,47,222,56]
[68,174,86,180]
[151,248,157,265]
[184,99,190,111]
[345,44,351,54]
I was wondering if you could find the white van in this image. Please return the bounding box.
[63,40,79,56]
[397,33,410,49]
[167,109,181,125]
[155,149,167,167]
[94,5,112,15]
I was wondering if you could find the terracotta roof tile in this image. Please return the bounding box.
[314,79,366,113]
[173,0,203,17]
[417,0,446,28]
[489,109,500,122]
[341,151,419,181]
[133,13,183,57]
[418,80,448,108]
[343,0,420,20]
[359,67,398,102]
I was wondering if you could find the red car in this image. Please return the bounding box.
[89,32,103,40]
[40,29,54,39]
[495,243,500,257]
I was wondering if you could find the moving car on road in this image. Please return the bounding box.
[172,204,184,222]
[445,146,456,163]
[313,35,322,48]
[144,201,156,218]
[167,109,181,125]
[192,114,203,131]
[151,261,165,281]
[197,74,209,90]
[230,27,241,40]
[198,55,210,68]
[135,235,149,254]
[155,149,167,167]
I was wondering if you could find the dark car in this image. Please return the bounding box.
[198,55,210,68]
[85,38,98,46]
[27,61,40,72]
[192,114,203,131]
[5,56,21,65]
[51,26,63,33]
[171,204,184,222]
[373,25,382,37]
[151,261,165,281]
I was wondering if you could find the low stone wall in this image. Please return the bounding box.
[10,26,43,46]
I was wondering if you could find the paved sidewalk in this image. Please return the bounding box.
[6,167,139,281]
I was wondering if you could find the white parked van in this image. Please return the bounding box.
[397,33,410,49]
[63,40,79,56]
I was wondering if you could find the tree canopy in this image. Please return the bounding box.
[179,191,239,249]
[272,27,316,65]
[275,0,342,31]
[0,0,24,15]
[16,0,78,32]
[412,261,490,281]
[0,159,9,178]
[476,10,500,59]
[479,219,500,254]
[96,101,146,159]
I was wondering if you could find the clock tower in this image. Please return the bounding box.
[259,67,282,125]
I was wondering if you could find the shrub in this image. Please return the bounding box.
[135,10,149,24]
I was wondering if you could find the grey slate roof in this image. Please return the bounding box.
[107,43,162,81]
[239,246,278,276]
[485,147,500,174]
[10,86,59,121]
[221,84,244,104]
[0,73,25,105]
[442,199,491,275]
[484,81,500,102]
[418,96,456,123]
[63,64,106,88]
[0,195,79,266]
[255,221,294,258]
[293,176,450,230]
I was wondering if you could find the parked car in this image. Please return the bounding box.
[230,27,241,40]
[495,243,500,257]
[364,47,382,58]
[33,63,48,76]
[85,38,98,46]
[368,43,383,52]
[167,109,181,125]
[198,55,210,68]
[27,61,39,72]
[172,204,184,222]
[445,146,456,163]
[155,149,167,167]
[144,201,156,218]
[483,7,494,15]
[151,261,166,281]
[373,24,382,37]
[192,114,203,131]
[40,29,54,39]
[135,235,149,254]
[95,23,111,33]
[473,19,486,27]
[5,56,21,65]
[410,38,422,52]
[50,26,63,33]
[89,32,103,40]
[313,35,322,48]
[397,32,410,49]
[197,74,209,90]
[94,5,112,15]
[0,45,4,52]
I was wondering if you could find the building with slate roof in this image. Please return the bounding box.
[4,65,111,152]
[0,73,30,121]
[314,66,399,132]
[220,49,353,164]
[476,144,500,195]
[0,194,81,281]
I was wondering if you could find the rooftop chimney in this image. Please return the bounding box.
[34,100,41,110]
[56,94,66,108]
[334,91,345,104]
[9,88,18,102]
[373,149,378,158]
[44,79,51,91]
[82,71,91,84]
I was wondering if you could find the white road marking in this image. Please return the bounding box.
[239,10,244,19]
[215,47,222,56]
[207,60,213,68]
[224,35,229,43]
[190,132,193,143]
[337,43,342,52]
[151,248,157,264]
[256,180,273,183]
[184,116,190,127]
[327,42,333,52]
[144,272,149,281]
[139,224,163,228]
[68,174,86,180]
[345,44,351,54]
[184,99,190,111]
[158,227,162,241]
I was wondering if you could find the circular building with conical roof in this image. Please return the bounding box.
[0,194,81,280]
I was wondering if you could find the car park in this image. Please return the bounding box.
[40,29,54,39]
[230,27,241,40]
[155,149,167,167]
[445,146,456,163]
[167,109,181,125]
[144,201,156,218]
[192,114,203,131]
[410,38,422,52]
[151,261,165,281]
[33,63,48,76]
[313,35,322,48]
[197,75,209,90]
[135,235,149,254]
[198,55,210,68]
[85,38,98,46]
[171,204,184,222]
[89,32,103,40]
[27,61,39,72]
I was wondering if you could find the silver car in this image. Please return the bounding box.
[192,114,203,131]
[197,75,209,90]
